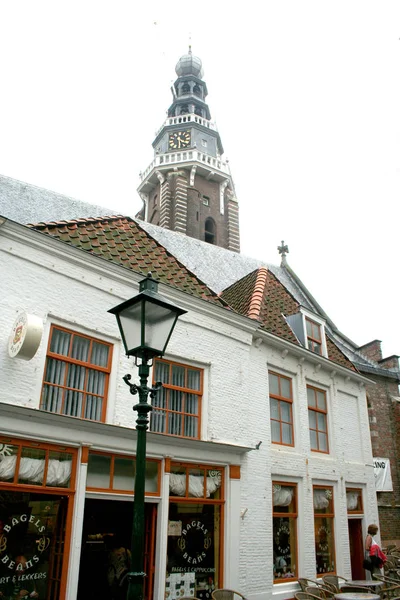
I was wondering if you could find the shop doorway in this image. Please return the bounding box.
[348,519,364,579]
[77,499,157,600]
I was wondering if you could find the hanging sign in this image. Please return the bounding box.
[8,312,43,360]
[373,457,393,491]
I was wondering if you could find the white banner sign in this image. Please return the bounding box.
[373,457,393,491]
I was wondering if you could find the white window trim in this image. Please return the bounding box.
[299,307,328,358]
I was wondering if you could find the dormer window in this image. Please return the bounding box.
[306,318,322,355]
[285,308,328,358]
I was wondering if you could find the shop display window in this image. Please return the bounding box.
[273,482,298,582]
[166,462,224,599]
[0,492,70,600]
[313,485,336,575]
[86,451,160,495]
[166,503,221,598]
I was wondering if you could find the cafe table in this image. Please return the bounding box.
[334,594,380,600]
[345,581,384,590]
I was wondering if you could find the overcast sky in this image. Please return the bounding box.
[1,1,399,359]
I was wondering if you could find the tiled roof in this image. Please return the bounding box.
[222,267,356,370]
[28,216,224,305]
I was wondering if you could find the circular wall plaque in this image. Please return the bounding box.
[8,312,43,360]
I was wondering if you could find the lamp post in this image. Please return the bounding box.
[109,273,187,600]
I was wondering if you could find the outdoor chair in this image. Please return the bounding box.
[305,585,336,598]
[322,576,348,593]
[379,584,400,599]
[385,545,398,554]
[299,578,322,591]
[212,590,247,600]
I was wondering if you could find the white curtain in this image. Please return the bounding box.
[346,491,359,510]
[169,472,221,498]
[0,455,71,486]
[273,486,294,507]
[314,489,329,509]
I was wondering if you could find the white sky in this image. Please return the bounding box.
[1,1,399,358]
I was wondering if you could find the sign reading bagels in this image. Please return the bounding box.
[8,312,43,360]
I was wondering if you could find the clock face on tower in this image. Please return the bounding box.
[169,130,191,149]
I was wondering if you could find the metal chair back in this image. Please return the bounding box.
[212,589,247,600]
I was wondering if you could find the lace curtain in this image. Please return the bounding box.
[346,491,359,510]
[313,489,330,509]
[273,486,294,507]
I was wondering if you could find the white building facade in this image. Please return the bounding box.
[0,217,378,600]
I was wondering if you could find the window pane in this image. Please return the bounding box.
[153,385,167,409]
[307,387,316,407]
[317,391,326,411]
[50,329,71,355]
[315,516,335,574]
[18,447,46,485]
[0,443,19,482]
[71,335,90,362]
[269,373,279,396]
[113,457,135,491]
[317,413,327,432]
[282,423,293,445]
[271,419,281,443]
[280,378,291,400]
[47,451,72,487]
[270,398,279,419]
[308,409,317,429]
[318,432,328,452]
[150,409,166,433]
[87,370,105,395]
[187,368,200,391]
[170,389,183,412]
[166,503,222,591]
[87,454,111,488]
[273,516,297,580]
[168,412,182,436]
[84,395,103,421]
[310,429,318,450]
[186,393,198,414]
[63,389,83,417]
[66,364,85,390]
[44,357,66,385]
[91,341,110,367]
[41,383,63,413]
[184,415,198,438]
[172,365,185,387]
[280,401,291,422]
[155,360,170,383]
[306,319,312,336]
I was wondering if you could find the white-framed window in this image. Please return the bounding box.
[285,308,328,357]
[269,371,294,446]
[307,385,329,453]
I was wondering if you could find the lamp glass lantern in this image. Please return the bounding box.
[108,274,187,361]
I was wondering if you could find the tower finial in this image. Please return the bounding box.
[278,240,289,266]
[188,31,192,54]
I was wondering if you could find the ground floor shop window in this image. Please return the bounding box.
[0,492,69,600]
[313,485,335,574]
[273,482,298,581]
[166,503,221,599]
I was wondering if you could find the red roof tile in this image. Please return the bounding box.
[29,216,224,306]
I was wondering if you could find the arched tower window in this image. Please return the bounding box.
[180,104,189,115]
[193,84,201,97]
[194,105,202,117]
[204,218,216,245]
[181,82,190,95]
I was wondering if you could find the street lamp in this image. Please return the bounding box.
[109,272,187,600]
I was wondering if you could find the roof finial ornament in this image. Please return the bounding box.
[278,240,289,266]
[188,32,192,54]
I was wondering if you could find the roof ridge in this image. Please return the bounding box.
[248,267,268,320]
[28,215,128,228]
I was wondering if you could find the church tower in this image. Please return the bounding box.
[137,49,240,252]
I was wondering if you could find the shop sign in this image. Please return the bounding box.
[8,312,43,361]
[374,458,393,492]
[1,513,48,572]
[176,520,212,567]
